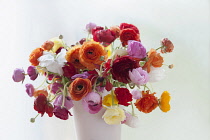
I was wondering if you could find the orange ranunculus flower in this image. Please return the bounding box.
[29,48,44,66]
[65,46,86,69]
[79,41,108,70]
[33,90,48,98]
[159,91,171,112]
[68,78,92,101]
[143,48,163,73]
[135,90,158,113]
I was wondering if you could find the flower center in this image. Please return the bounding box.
[76,85,83,91]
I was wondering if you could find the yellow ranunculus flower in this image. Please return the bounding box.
[102,93,118,107]
[102,107,126,125]
[159,91,171,112]
[50,37,65,53]
[105,45,112,58]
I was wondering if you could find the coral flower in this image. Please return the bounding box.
[66,46,86,69]
[29,48,44,66]
[79,41,108,70]
[120,29,140,46]
[135,91,158,113]
[159,91,171,112]
[33,89,48,98]
[41,41,54,51]
[161,38,174,53]
[68,78,92,101]
[143,48,164,73]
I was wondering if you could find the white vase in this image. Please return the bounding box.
[72,100,121,140]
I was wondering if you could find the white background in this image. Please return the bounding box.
[0,0,209,140]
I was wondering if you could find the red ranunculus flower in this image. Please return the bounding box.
[115,88,132,106]
[34,94,54,117]
[135,91,158,113]
[111,56,139,83]
[120,23,140,34]
[92,26,104,35]
[53,106,72,120]
[120,28,140,46]
[93,29,116,46]
[62,62,77,78]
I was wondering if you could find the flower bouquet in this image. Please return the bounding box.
[12,22,174,127]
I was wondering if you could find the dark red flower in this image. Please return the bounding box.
[119,23,140,34]
[53,106,72,120]
[120,28,140,46]
[115,88,132,106]
[111,56,139,83]
[92,26,104,35]
[62,62,77,78]
[93,29,116,46]
[56,47,64,54]
[34,94,54,117]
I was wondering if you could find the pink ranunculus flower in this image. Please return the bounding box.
[53,95,74,110]
[127,40,147,59]
[50,83,63,94]
[86,22,97,33]
[82,91,102,114]
[122,112,140,128]
[129,67,149,86]
[131,89,142,99]
[27,66,38,80]
[25,83,35,97]
[12,68,25,82]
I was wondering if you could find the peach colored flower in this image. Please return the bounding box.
[41,41,54,51]
[33,89,48,98]
[143,48,163,73]
[29,48,44,66]
[65,46,86,69]
[159,91,171,112]
[161,38,174,53]
[110,25,120,38]
[135,90,158,113]
[68,78,92,101]
[79,41,108,70]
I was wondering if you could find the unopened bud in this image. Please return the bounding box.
[169,64,174,69]
[59,35,63,39]
[30,118,35,123]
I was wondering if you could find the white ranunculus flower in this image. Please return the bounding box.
[148,66,165,82]
[111,49,128,59]
[38,49,67,75]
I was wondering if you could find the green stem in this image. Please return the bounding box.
[131,102,135,116]
[61,81,70,108]
[36,73,48,89]
[156,46,164,51]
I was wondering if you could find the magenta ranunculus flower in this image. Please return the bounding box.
[82,91,102,114]
[86,22,97,33]
[53,106,72,120]
[50,83,63,94]
[93,29,116,46]
[53,95,74,110]
[27,66,38,80]
[12,68,25,82]
[129,67,149,85]
[25,83,35,97]
[71,71,90,80]
[127,40,147,59]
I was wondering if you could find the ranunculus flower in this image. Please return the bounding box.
[50,82,63,94]
[143,48,164,73]
[27,66,38,80]
[119,23,140,34]
[34,94,53,117]
[122,112,140,128]
[82,91,102,114]
[71,71,90,80]
[114,88,132,106]
[110,25,120,38]
[135,91,158,113]
[53,106,72,120]
[111,49,128,59]
[29,48,44,66]
[12,68,25,82]
[159,91,171,112]
[25,83,35,97]
[129,67,149,86]
[62,62,77,78]
[111,56,139,83]
[120,29,140,46]
[148,66,165,82]
[68,78,92,101]
[102,107,126,125]
[41,41,54,51]
[102,93,118,107]
[86,22,97,33]
[33,89,48,98]
[127,40,147,59]
[50,37,65,53]
[131,89,142,99]
[38,49,67,75]
[79,41,108,70]
[53,95,74,110]
[161,38,174,53]
[65,46,86,69]
[93,29,116,46]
